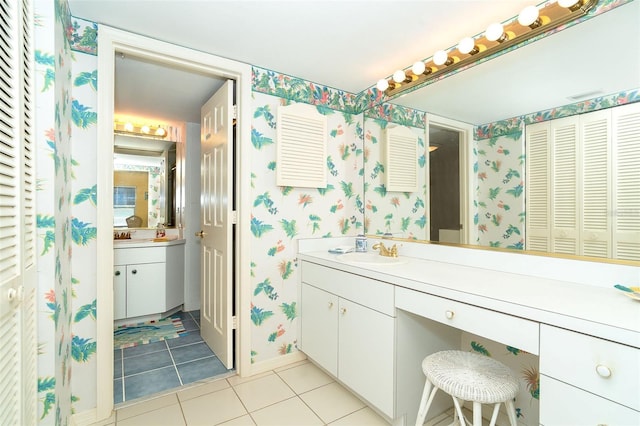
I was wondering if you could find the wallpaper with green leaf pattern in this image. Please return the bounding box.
[33,1,638,423]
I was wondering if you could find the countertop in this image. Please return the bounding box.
[113,238,186,249]
[298,250,640,349]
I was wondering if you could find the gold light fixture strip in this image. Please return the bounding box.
[113,120,168,139]
[381,0,598,97]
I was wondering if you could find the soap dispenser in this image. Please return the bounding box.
[156,222,166,238]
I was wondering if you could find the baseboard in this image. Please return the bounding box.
[71,407,116,426]
[246,351,307,376]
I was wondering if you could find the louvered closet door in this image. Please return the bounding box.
[612,102,640,261]
[525,122,551,252]
[550,117,579,255]
[0,0,37,423]
[580,110,611,258]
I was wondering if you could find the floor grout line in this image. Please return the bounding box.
[165,338,184,387]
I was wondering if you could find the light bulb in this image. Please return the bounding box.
[458,37,478,55]
[558,0,581,8]
[392,70,406,83]
[124,122,134,132]
[141,125,150,134]
[412,61,426,75]
[155,127,166,136]
[433,50,451,66]
[376,79,389,92]
[486,23,507,42]
[518,5,541,28]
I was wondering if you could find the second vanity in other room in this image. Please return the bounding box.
[297,237,640,426]
[113,235,185,322]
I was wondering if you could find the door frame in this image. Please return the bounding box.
[96,26,252,421]
[425,113,475,245]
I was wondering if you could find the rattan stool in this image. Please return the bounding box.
[415,350,519,426]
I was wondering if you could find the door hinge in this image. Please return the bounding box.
[231,210,238,224]
[232,104,237,120]
[232,315,237,329]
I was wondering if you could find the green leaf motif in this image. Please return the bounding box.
[74,185,97,205]
[251,217,274,237]
[401,217,411,232]
[414,215,427,229]
[488,187,501,200]
[373,184,387,198]
[280,261,294,280]
[74,70,97,91]
[340,181,354,199]
[72,100,97,129]
[71,335,96,362]
[506,184,523,198]
[251,128,274,149]
[507,346,521,356]
[74,300,96,322]
[281,302,297,321]
[317,184,335,196]
[72,218,97,246]
[267,161,276,171]
[280,219,298,239]
[251,305,274,326]
[254,279,278,300]
[470,341,491,356]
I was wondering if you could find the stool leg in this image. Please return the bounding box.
[415,380,438,426]
[505,399,518,426]
[451,397,466,426]
[472,401,482,426]
[488,403,500,426]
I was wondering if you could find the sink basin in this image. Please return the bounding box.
[336,252,408,266]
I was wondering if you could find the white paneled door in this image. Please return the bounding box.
[198,80,234,369]
[0,0,37,422]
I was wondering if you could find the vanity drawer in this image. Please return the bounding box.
[540,324,640,411]
[540,375,640,425]
[114,246,165,265]
[395,287,539,354]
[301,261,394,316]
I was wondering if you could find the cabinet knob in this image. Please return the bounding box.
[328,301,334,309]
[340,307,347,315]
[131,269,137,275]
[445,310,455,319]
[115,270,121,276]
[595,364,612,378]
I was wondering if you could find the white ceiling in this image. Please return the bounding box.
[68,0,640,125]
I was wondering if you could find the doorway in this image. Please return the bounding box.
[426,114,474,245]
[95,26,252,421]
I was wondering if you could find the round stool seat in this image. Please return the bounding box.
[422,350,519,404]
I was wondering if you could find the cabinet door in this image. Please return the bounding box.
[540,375,640,425]
[113,266,127,320]
[300,283,338,376]
[126,263,165,318]
[338,298,395,418]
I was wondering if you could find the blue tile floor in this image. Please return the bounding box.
[113,310,233,404]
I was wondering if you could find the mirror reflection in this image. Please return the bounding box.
[363,1,640,261]
[113,134,177,228]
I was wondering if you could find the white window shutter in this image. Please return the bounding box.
[525,121,550,252]
[580,110,611,258]
[612,102,640,261]
[276,103,327,188]
[384,125,419,192]
[550,117,579,255]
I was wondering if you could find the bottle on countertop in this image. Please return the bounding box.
[355,234,367,252]
[156,222,166,238]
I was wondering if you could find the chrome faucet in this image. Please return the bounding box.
[372,242,398,258]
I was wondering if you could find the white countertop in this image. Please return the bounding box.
[298,249,640,349]
[113,238,185,249]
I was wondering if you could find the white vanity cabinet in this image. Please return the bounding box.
[539,324,640,425]
[300,261,395,418]
[114,242,185,320]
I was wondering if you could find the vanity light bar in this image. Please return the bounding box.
[114,120,168,139]
[378,0,598,97]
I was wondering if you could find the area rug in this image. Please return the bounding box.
[114,316,187,350]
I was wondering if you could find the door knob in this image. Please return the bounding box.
[195,230,206,238]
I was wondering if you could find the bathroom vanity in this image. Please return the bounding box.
[113,238,185,321]
[298,238,640,425]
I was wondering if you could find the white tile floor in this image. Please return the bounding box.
[92,359,395,426]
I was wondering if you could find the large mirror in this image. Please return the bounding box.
[363,1,640,260]
[113,134,177,229]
